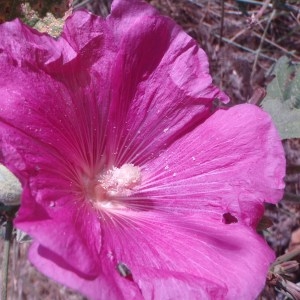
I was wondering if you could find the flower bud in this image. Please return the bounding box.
[0,164,22,206]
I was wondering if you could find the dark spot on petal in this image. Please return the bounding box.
[116,262,133,281]
[222,212,238,224]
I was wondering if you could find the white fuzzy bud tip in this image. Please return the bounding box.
[0,164,22,206]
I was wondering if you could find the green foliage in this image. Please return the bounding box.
[261,56,300,140]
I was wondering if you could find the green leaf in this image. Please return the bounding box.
[262,56,300,139]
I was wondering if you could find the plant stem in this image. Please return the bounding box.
[219,0,224,47]
[251,9,276,82]
[1,219,13,300]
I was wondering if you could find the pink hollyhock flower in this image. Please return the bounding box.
[0,0,285,299]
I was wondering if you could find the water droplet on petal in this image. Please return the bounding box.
[107,251,114,261]
[164,165,169,170]
[163,128,169,133]
[173,173,177,177]
[49,201,56,208]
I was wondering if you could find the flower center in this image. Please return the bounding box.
[93,163,141,209]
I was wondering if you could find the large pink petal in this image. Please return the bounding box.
[0,18,111,173]
[0,18,75,67]
[28,242,143,300]
[0,12,118,289]
[0,21,105,276]
[0,99,103,276]
[138,104,285,227]
[94,210,274,299]
[28,208,275,299]
[0,5,228,171]
[102,0,229,166]
[29,216,228,299]
[14,182,101,277]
